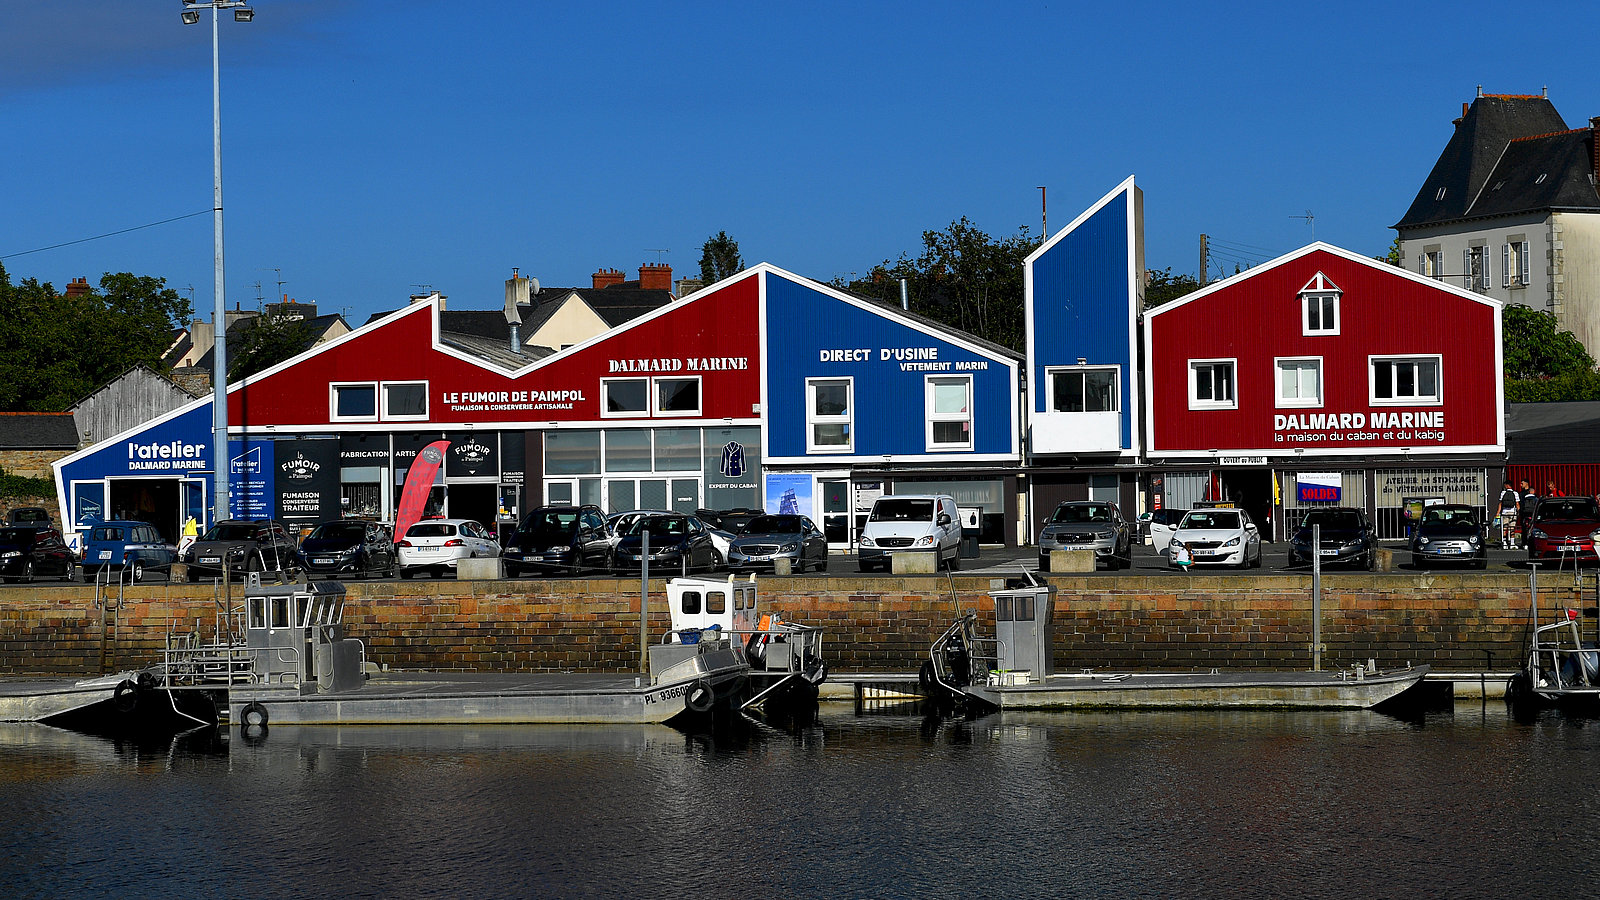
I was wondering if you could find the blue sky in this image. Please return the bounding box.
[5,1,1598,326]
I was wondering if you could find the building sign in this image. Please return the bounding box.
[703,427,759,510]
[1219,456,1268,466]
[445,432,498,478]
[1297,472,1342,503]
[274,438,340,524]
[766,473,815,518]
[720,441,747,478]
[228,441,275,520]
[608,357,748,372]
[340,433,391,467]
[1274,411,1447,445]
[441,389,585,414]
[816,346,990,373]
[1375,469,1485,503]
[500,431,526,486]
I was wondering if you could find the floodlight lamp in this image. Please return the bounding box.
[181,9,201,24]
[234,7,254,21]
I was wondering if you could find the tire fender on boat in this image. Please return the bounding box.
[113,679,139,713]
[684,680,715,714]
[240,701,270,728]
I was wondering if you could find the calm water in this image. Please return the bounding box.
[2,702,1598,899]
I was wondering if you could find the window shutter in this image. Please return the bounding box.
[1520,241,1531,285]
[1502,244,1510,288]
[1463,250,1472,289]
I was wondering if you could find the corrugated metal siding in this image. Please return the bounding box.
[1161,471,1209,510]
[1507,464,1600,498]
[71,370,194,446]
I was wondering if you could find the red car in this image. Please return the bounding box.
[1525,497,1600,563]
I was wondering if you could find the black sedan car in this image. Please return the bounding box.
[0,527,75,583]
[502,505,612,577]
[727,514,829,573]
[183,519,298,581]
[1287,507,1375,569]
[297,520,396,579]
[1410,504,1487,569]
[610,514,720,576]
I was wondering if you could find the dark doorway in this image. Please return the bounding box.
[447,483,498,531]
[108,478,180,543]
[1217,469,1276,542]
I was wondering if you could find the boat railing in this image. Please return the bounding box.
[1528,617,1600,690]
[928,612,1002,694]
[159,636,302,689]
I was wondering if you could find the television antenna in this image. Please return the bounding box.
[645,249,670,263]
[1290,210,1315,240]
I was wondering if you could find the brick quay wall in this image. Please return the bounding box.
[0,573,1579,677]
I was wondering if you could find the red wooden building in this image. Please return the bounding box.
[1141,243,1504,539]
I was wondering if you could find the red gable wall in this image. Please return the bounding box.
[1147,248,1500,454]
[229,274,761,427]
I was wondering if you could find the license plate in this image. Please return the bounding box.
[98,550,112,560]
[1438,548,1461,555]
[1319,549,1339,556]
[313,557,334,565]
[418,547,437,554]
[200,556,220,564]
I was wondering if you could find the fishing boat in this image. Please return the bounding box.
[922,577,1427,711]
[0,576,749,731]
[662,574,827,712]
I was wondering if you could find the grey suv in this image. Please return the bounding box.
[1037,501,1133,570]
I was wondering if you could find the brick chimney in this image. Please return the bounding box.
[592,268,626,289]
[639,263,672,292]
[64,276,91,297]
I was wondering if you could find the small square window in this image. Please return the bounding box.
[331,383,377,421]
[807,378,853,453]
[601,379,649,417]
[1275,357,1322,408]
[1299,272,1340,335]
[1048,367,1118,412]
[654,377,701,417]
[382,381,428,419]
[1189,360,1236,410]
[1371,356,1442,405]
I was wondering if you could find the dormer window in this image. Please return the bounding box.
[1299,272,1340,336]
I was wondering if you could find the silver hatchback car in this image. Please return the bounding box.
[1037,501,1133,570]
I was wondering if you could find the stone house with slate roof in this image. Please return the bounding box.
[0,412,79,479]
[1394,90,1600,356]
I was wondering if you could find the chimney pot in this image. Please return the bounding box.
[638,263,673,292]
[592,267,626,290]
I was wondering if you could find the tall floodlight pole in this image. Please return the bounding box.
[182,1,254,525]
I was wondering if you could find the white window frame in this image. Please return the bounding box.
[1045,365,1120,413]
[330,382,379,422]
[380,380,429,421]
[1188,359,1237,410]
[806,377,854,453]
[652,376,702,418]
[1298,272,1340,336]
[1369,354,1443,406]
[1274,357,1323,409]
[925,374,974,452]
[1504,240,1530,288]
[600,377,650,418]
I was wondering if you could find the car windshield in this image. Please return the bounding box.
[519,511,580,540]
[406,523,458,538]
[1181,511,1241,530]
[89,526,126,542]
[745,515,803,534]
[1421,507,1479,528]
[0,528,34,544]
[870,499,933,522]
[1301,510,1362,529]
[1534,499,1599,522]
[626,516,689,537]
[1051,505,1113,523]
[309,523,367,541]
[202,523,258,541]
[10,509,47,523]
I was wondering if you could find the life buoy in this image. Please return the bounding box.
[113,679,139,713]
[683,680,715,714]
[240,701,270,728]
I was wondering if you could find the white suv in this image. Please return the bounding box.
[857,494,962,572]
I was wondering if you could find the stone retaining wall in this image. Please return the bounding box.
[0,573,1583,676]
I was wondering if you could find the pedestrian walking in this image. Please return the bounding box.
[1497,481,1520,548]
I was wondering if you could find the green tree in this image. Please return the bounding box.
[834,218,1040,351]
[227,312,318,382]
[1377,236,1402,266]
[1144,268,1203,308]
[699,231,744,284]
[1503,305,1593,379]
[0,263,191,411]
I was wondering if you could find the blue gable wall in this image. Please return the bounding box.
[1029,186,1135,448]
[764,274,1016,460]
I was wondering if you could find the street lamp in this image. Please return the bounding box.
[181,1,253,528]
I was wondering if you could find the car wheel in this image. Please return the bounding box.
[1474,558,1488,570]
[948,549,960,571]
[20,560,34,583]
[569,557,582,578]
[63,562,77,582]
[819,553,828,573]
[400,568,414,579]
[858,560,872,573]
[1038,553,1049,571]
[129,560,143,584]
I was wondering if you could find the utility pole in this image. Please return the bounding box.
[1037,186,1047,240]
[1199,234,1209,287]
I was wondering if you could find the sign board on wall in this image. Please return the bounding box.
[228,440,275,520]
[274,439,340,524]
[1297,472,1342,503]
[765,473,815,519]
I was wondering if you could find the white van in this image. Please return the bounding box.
[857,494,962,572]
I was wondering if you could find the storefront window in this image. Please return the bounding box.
[654,428,700,471]
[545,430,601,475]
[604,429,652,472]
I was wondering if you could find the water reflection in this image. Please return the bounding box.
[3,705,1600,898]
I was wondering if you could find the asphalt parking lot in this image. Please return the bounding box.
[7,540,1578,589]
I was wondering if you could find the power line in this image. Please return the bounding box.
[0,209,213,260]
